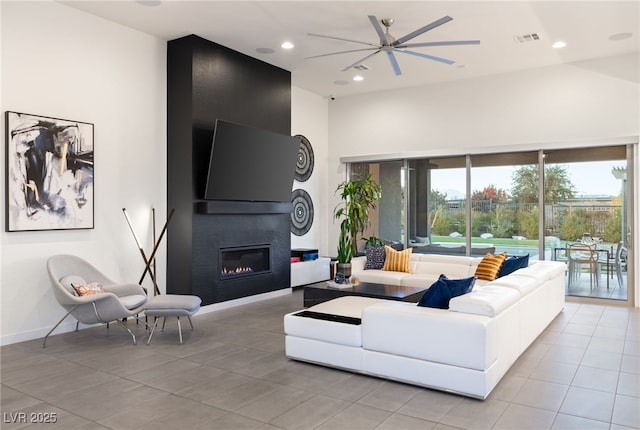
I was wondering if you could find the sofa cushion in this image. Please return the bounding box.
[382,246,412,273]
[307,296,389,319]
[499,254,529,277]
[515,262,566,282]
[413,254,477,278]
[364,246,386,270]
[354,269,412,285]
[417,274,476,309]
[490,274,538,297]
[475,252,507,281]
[449,285,520,317]
[399,274,441,289]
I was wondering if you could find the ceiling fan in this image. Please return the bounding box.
[306,15,480,76]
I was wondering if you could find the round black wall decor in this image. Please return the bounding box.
[290,189,314,236]
[294,134,314,182]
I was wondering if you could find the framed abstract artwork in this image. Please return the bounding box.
[5,111,94,231]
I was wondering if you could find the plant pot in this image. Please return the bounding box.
[335,263,352,284]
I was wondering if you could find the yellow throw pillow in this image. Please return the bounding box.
[382,246,412,273]
[475,252,507,281]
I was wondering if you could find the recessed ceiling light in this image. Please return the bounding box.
[609,32,632,41]
[552,41,567,49]
[281,41,294,50]
[353,75,364,82]
[256,48,275,54]
[333,80,349,86]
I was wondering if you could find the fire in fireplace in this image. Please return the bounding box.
[219,245,271,280]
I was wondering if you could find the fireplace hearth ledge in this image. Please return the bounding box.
[193,288,292,316]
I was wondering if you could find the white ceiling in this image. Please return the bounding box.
[61,1,639,98]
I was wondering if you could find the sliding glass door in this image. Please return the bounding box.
[406,157,467,255]
[469,152,539,259]
[347,143,635,304]
[350,161,404,253]
[544,145,632,301]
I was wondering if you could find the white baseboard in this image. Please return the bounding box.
[1,288,292,346]
[195,288,292,316]
[1,320,101,347]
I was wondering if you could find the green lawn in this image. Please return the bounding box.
[431,236,540,247]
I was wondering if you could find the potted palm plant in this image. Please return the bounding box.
[333,173,382,283]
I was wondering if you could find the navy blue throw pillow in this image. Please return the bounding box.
[499,254,529,277]
[364,246,386,270]
[417,274,476,309]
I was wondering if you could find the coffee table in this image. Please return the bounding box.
[303,281,427,307]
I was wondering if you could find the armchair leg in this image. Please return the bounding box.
[146,317,159,345]
[177,317,183,344]
[133,316,151,330]
[43,305,78,348]
[115,319,137,345]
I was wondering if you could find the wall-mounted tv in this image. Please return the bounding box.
[204,119,299,202]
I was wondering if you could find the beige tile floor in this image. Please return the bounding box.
[1,288,638,429]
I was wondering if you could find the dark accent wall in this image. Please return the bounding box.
[167,35,292,305]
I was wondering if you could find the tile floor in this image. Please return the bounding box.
[566,270,628,301]
[1,288,638,430]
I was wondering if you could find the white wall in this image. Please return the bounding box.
[1,1,167,344]
[329,53,638,159]
[0,2,332,344]
[291,87,330,256]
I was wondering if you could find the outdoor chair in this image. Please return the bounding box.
[567,243,599,290]
[611,242,627,288]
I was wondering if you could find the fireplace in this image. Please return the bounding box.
[178,201,291,305]
[220,245,270,280]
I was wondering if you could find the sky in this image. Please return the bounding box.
[431,160,626,199]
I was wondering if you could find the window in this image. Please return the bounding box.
[346,143,634,304]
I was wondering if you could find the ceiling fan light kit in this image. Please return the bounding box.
[307,15,480,76]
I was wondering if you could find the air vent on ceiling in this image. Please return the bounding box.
[353,64,369,71]
[513,33,541,43]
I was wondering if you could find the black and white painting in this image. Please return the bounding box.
[5,111,94,231]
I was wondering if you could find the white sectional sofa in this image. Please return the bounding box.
[284,253,566,399]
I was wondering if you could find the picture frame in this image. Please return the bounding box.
[5,111,94,232]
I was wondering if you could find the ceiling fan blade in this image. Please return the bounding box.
[393,16,453,46]
[401,40,481,48]
[341,49,382,71]
[308,33,378,47]
[386,50,402,76]
[368,15,389,45]
[395,48,455,65]
[305,47,378,60]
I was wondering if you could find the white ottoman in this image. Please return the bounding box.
[144,294,202,344]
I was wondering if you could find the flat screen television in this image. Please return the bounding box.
[204,119,299,202]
